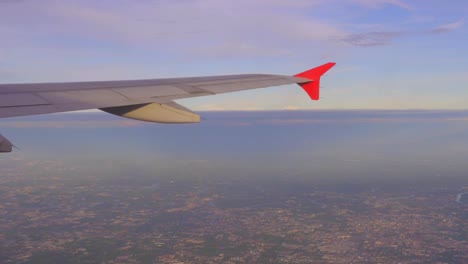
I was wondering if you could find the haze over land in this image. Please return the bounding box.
[0,111,467,263]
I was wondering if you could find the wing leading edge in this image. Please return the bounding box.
[0,62,335,152]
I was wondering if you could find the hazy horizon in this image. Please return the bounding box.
[2,110,468,187]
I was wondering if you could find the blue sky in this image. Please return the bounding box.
[0,0,466,110]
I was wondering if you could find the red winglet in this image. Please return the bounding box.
[294,62,336,100]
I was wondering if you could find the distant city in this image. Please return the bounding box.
[0,111,467,263]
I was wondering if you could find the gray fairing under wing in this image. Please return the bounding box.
[100,102,201,124]
[0,134,13,153]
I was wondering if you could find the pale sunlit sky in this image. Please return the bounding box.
[0,0,467,110]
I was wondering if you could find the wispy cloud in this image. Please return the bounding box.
[431,19,464,34]
[350,0,412,10]
[0,0,467,110]
[0,1,460,57]
[0,0,343,58]
[338,31,405,47]
[339,18,464,47]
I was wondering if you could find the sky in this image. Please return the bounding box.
[0,0,467,110]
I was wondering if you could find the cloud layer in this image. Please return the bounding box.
[3,0,458,56]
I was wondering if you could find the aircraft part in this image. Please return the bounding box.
[100,102,200,124]
[0,134,13,153]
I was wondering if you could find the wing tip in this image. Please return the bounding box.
[294,62,336,80]
[294,62,336,101]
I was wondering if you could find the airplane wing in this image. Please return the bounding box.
[0,62,335,152]
[0,134,13,153]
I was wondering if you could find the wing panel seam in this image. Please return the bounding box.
[0,76,286,94]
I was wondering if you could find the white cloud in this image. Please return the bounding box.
[431,19,464,34]
[0,0,345,58]
[338,31,405,47]
[284,105,300,110]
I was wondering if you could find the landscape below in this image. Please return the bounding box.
[0,110,466,263]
